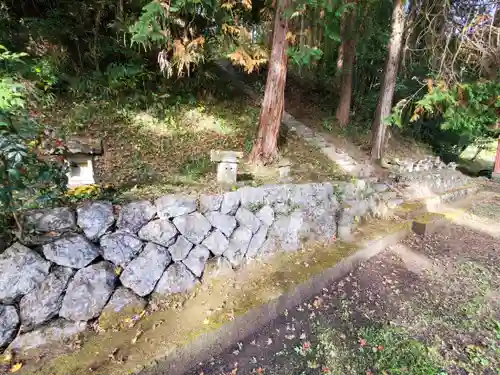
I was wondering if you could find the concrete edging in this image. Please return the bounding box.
[137,228,410,375]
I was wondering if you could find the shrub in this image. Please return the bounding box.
[0,45,68,235]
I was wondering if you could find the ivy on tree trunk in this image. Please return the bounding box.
[249,0,290,165]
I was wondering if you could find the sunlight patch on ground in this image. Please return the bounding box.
[182,108,236,134]
[132,111,177,136]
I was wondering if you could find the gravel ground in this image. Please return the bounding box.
[185,194,500,375]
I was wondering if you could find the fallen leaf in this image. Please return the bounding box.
[113,266,122,276]
[256,367,264,374]
[1,351,13,364]
[359,338,367,347]
[10,363,23,373]
[132,329,143,344]
[313,297,323,309]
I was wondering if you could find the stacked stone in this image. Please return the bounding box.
[391,156,456,174]
[0,181,402,354]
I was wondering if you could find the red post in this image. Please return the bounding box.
[493,136,500,179]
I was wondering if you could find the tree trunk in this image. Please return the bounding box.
[370,0,405,161]
[401,0,418,71]
[250,0,290,164]
[335,1,357,127]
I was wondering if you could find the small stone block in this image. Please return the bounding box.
[217,162,237,184]
[210,150,243,163]
[411,213,446,236]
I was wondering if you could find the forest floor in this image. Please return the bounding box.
[40,79,347,201]
[185,190,500,375]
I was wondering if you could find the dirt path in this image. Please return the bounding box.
[185,194,500,375]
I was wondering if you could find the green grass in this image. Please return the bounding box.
[312,325,442,375]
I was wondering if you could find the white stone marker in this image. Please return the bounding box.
[210,150,243,185]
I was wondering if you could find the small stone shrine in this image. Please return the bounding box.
[65,136,103,187]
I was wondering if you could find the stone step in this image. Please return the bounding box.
[411,213,447,236]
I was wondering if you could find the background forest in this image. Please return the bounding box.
[0,0,499,241]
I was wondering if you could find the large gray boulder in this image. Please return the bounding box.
[220,191,240,215]
[0,243,51,303]
[269,210,306,252]
[258,237,278,258]
[138,219,178,247]
[224,226,253,267]
[263,184,293,205]
[246,225,268,258]
[154,263,197,296]
[289,183,316,208]
[305,202,337,241]
[100,231,144,267]
[182,245,210,277]
[202,230,229,256]
[59,262,116,321]
[98,287,146,330]
[117,200,156,233]
[155,195,197,218]
[199,194,223,213]
[9,319,86,352]
[168,236,193,262]
[256,205,275,226]
[120,243,171,296]
[204,212,237,238]
[203,256,235,280]
[23,207,75,233]
[43,234,100,269]
[235,207,261,234]
[77,201,115,240]
[19,266,74,331]
[239,187,265,209]
[0,305,19,348]
[173,212,211,244]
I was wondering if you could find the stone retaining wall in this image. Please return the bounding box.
[0,175,474,355]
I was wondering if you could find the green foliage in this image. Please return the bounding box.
[287,45,323,67]
[129,0,231,77]
[404,80,500,155]
[0,46,67,233]
[129,1,171,49]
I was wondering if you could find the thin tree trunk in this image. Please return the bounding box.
[335,1,357,127]
[335,14,346,84]
[250,0,290,164]
[401,0,418,72]
[370,0,405,161]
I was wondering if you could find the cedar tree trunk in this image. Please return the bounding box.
[335,1,357,127]
[370,0,405,161]
[250,0,290,164]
